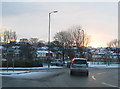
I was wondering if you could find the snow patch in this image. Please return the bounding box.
[88,62,120,68]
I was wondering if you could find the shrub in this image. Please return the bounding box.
[2,60,43,67]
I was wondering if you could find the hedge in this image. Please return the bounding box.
[2,60,43,67]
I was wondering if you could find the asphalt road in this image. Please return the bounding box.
[2,67,119,88]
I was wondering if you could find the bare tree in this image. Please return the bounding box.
[29,38,39,44]
[0,28,17,43]
[53,25,91,60]
[54,25,90,48]
[84,34,91,47]
[70,27,83,47]
[107,39,118,47]
[54,31,73,61]
[118,40,120,48]
[69,25,90,47]
[54,31,72,47]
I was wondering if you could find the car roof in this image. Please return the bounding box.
[55,59,61,60]
[73,58,86,60]
[55,59,60,60]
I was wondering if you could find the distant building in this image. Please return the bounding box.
[37,46,48,51]
[92,48,119,64]
[19,38,29,43]
[36,50,56,61]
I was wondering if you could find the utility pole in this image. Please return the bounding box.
[48,11,58,68]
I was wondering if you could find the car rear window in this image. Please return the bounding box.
[73,60,86,64]
[54,60,61,62]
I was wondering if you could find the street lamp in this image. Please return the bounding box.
[48,10,58,68]
[82,30,84,58]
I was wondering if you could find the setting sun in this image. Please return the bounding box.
[87,42,106,48]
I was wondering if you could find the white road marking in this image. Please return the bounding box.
[97,72,106,75]
[102,82,120,88]
[92,75,96,80]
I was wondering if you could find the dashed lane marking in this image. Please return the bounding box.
[92,75,96,80]
[97,72,106,75]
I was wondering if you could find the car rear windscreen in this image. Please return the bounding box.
[74,60,86,64]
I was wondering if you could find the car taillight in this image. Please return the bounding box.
[86,60,88,67]
[72,59,75,64]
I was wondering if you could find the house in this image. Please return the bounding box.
[37,46,48,51]
[19,38,29,44]
[36,50,56,61]
[92,48,119,64]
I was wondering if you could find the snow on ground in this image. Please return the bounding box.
[88,62,120,68]
[0,71,30,75]
[0,66,63,70]
[0,71,56,79]
[0,66,63,76]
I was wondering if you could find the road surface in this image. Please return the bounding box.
[2,67,119,88]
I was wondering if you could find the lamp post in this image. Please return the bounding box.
[82,30,84,58]
[48,10,58,68]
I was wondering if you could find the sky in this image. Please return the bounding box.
[1,1,118,48]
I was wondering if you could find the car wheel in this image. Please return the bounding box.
[67,64,69,68]
[86,72,89,76]
[70,71,73,75]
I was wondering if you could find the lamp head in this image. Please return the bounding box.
[53,10,58,13]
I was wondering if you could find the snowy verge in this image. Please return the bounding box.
[88,62,120,68]
[0,66,63,70]
[0,71,30,75]
[0,71,61,79]
[0,66,63,76]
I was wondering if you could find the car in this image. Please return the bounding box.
[70,58,89,76]
[1,58,7,62]
[51,59,64,66]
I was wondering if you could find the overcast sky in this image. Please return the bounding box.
[2,2,118,47]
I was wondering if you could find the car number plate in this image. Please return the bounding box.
[77,66,82,68]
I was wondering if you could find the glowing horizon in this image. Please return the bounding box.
[87,41,107,48]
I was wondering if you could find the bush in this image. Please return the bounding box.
[2,60,43,67]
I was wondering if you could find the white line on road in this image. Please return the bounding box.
[97,72,106,75]
[92,75,96,80]
[102,82,120,88]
